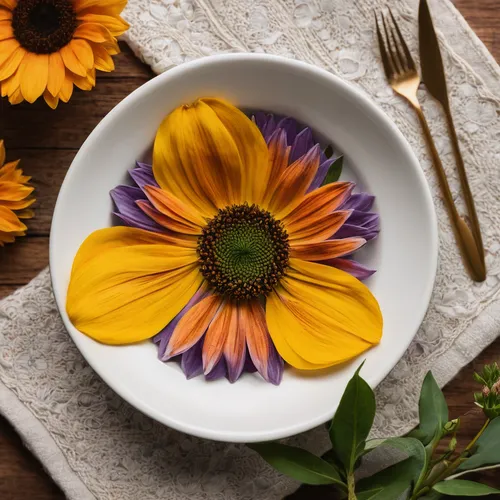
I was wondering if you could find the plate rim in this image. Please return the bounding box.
[50,53,438,442]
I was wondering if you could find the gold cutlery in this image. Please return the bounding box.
[375,10,486,282]
[418,0,486,277]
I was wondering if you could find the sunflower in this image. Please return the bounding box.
[67,98,383,384]
[0,0,129,108]
[0,140,34,245]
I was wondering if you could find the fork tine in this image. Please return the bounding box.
[374,13,394,81]
[386,12,407,71]
[388,9,416,72]
[381,13,401,74]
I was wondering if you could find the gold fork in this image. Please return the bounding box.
[375,10,486,282]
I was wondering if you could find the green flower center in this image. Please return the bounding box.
[12,0,77,54]
[198,204,290,300]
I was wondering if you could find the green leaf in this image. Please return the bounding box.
[414,372,449,445]
[329,363,376,472]
[363,438,387,453]
[457,417,500,472]
[321,156,344,185]
[248,443,346,487]
[357,437,427,500]
[433,479,500,496]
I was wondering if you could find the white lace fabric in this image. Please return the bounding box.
[1,1,499,499]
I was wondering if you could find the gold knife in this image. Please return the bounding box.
[418,0,486,281]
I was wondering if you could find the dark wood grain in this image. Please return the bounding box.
[0,2,499,498]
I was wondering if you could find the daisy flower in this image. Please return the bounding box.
[0,0,129,108]
[0,140,34,245]
[67,98,383,384]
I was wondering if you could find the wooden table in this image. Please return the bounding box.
[0,1,498,498]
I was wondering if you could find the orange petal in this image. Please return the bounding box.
[16,208,34,219]
[165,294,222,358]
[263,129,290,205]
[43,90,59,109]
[266,259,382,369]
[290,237,366,261]
[143,185,206,228]
[0,205,26,232]
[19,53,49,103]
[0,9,12,21]
[243,300,271,381]
[0,197,35,210]
[0,0,16,9]
[0,45,25,80]
[71,70,95,91]
[268,145,320,216]
[202,300,233,375]
[58,75,74,102]
[8,85,22,104]
[281,181,354,228]
[70,38,94,69]
[0,38,19,66]
[0,181,33,200]
[75,0,127,13]
[288,210,351,245]
[0,139,4,165]
[74,23,113,43]
[60,44,87,77]
[89,42,114,71]
[77,13,129,36]
[0,20,13,40]
[0,230,16,245]
[67,227,201,344]
[47,52,65,96]
[136,200,201,236]
[223,303,246,382]
[0,68,18,96]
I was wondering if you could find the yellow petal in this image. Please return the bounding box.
[58,75,73,102]
[0,38,19,66]
[19,52,49,103]
[77,13,129,36]
[74,23,113,43]
[60,43,87,77]
[266,258,382,369]
[90,42,114,71]
[67,227,202,344]
[71,70,94,91]
[8,85,22,104]
[0,0,16,9]
[0,45,25,80]
[43,90,59,109]
[0,20,13,40]
[71,38,94,69]
[0,67,19,96]
[0,181,33,200]
[47,52,65,96]
[0,205,26,232]
[201,98,270,205]
[0,9,12,21]
[75,0,127,14]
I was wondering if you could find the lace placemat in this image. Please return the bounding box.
[1,1,499,499]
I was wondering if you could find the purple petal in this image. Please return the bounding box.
[326,258,376,280]
[308,157,335,192]
[340,193,375,212]
[334,211,380,241]
[110,186,163,232]
[154,286,210,360]
[129,163,159,190]
[244,352,258,373]
[289,128,314,164]
[276,116,297,145]
[253,112,267,132]
[262,115,277,141]
[347,211,379,228]
[205,356,228,381]
[267,342,284,385]
[181,338,204,379]
[335,224,379,241]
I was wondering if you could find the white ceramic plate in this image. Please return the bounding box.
[50,54,438,443]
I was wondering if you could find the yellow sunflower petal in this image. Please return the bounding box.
[266,258,382,369]
[43,90,59,109]
[0,0,16,9]
[8,85,22,104]
[58,75,74,102]
[71,70,95,91]
[60,43,87,77]
[70,39,94,70]
[74,23,113,43]
[0,181,33,200]
[89,42,114,71]
[75,0,127,14]
[0,197,35,210]
[0,9,12,21]
[76,13,129,36]
[16,208,34,219]
[46,52,65,96]
[0,45,25,80]
[0,230,16,245]
[201,98,270,205]
[0,67,19,96]
[67,227,202,344]
[0,205,26,232]
[0,38,19,66]
[0,20,13,40]
[19,52,49,103]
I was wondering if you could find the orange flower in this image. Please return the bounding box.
[0,140,34,245]
[0,0,129,108]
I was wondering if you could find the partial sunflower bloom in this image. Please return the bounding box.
[0,140,34,245]
[67,99,383,385]
[0,0,129,108]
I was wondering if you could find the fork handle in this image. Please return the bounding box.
[414,107,486,282]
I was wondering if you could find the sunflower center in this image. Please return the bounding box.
[12,0,77,54]
[197,204,290,300]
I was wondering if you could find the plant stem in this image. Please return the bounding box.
[347,473,357,500]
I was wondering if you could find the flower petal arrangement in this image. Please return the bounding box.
[67,98,383,385]
[0,139,34,245]
[0,0,129,108]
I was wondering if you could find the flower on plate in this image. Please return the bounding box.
[0,140,34,245]
[67,98,382,384]
[0,0,129,108]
